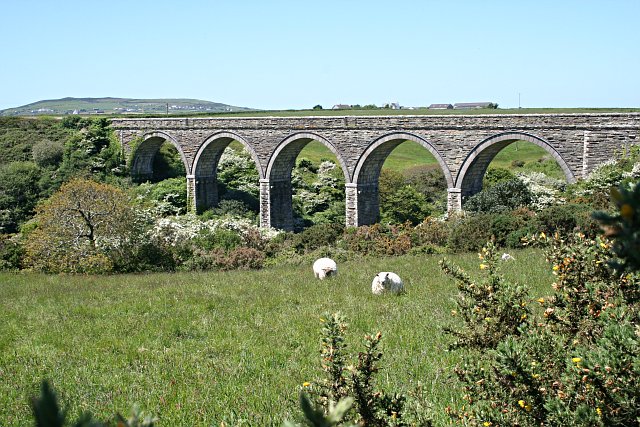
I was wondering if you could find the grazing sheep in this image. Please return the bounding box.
[501,253,515,261]
[313,257,338,279]
[371,272,404,295]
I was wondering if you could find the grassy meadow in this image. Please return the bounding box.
[0,249,555,425]
[295,139,563,177]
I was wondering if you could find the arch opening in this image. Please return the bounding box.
[266,134,349,231]
[130,134,187,183]
[456,132,576,210]
[129,133,189,214]
[192,133,262,218]
[353,133,453,226]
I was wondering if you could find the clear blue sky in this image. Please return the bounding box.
[1,0,638,110]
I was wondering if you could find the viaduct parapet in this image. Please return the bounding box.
[111,113,640,230]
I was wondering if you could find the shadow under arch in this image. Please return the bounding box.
[130,131,188,181]
[455,131,576,198]
[351,132,453,226]
[192,131,263,211]
[265,132,350,231]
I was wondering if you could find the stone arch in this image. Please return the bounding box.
[455,131,576,198]
[265,132,349,231]
[191,131,263,211]
[130,131,188,181]
[351,132,453,225]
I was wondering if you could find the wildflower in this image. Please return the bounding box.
[596,407,602,416]
[532,373,540,379]
[302,382,311,387]
[483,422,492,426]
[572,357,582,364]
[520,301,527,307]
[518,400,526,408]
[520,313,527,321]
[552,265,559,271]
[537,297,545,303]
[480,264,488,270]
[525,404,532,412]
[621,204,634,220]
[540,232,546,239]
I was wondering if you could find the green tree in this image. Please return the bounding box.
[464,178,534,213]
[380,185,430,225]
[58,118,122,182]
[31,139,64,168]
[24,179,141,273]
[0,161,42,233]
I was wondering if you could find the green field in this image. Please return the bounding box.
[0,250,555,425]
[295,139,563,177]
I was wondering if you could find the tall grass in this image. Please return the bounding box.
[0,249,554,425]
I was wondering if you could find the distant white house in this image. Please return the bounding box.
[388,102,401,109]
[332,104,351,109]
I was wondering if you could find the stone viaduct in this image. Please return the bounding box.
[111,113,639,230]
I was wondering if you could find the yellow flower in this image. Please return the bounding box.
[483,422,492,426]
[572,357,582,364]
[596,407,602,416]
[537,298,545,303]
[600,242,608,249]
[621,204,634,220]
[532,373,540,379]
[525,404,532,412]
[540,232,546,239]
[520,301,527,307]
[553,265,559,271]
[520,313,527,321]
[480,264,488,270]
[302,382,311,387]
[518,400,526,408]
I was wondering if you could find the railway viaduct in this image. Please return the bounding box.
[111,113,639,230]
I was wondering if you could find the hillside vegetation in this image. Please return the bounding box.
[0,97,253,116]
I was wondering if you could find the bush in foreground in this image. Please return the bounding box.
[442,229,639,426]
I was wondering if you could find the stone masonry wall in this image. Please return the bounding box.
[112,113,639,228]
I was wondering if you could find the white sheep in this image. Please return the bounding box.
[313,257,338,279]
[371,272,404,295]
[501,253,515,261]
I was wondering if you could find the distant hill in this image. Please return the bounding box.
[0,97,255,116]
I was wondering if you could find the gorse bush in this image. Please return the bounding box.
[441,241,530,351]
[31,380,157,427]
[302,313,415,427]
[442,197,640,426]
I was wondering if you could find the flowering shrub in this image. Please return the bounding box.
[303,313,414,427]
[443,230,640,426]
[292,159,346,226]
[441,241,530,351]
[517,172,566,210]
[149,214,280,249]
[217,147,260,197]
